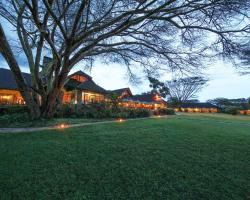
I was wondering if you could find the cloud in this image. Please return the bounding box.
[198,62,250,101]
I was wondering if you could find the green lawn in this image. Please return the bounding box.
[0,114,250,200]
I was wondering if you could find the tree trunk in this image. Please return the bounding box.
[0,24,72,120]
[0,24,41,119]
[40,84,66,118]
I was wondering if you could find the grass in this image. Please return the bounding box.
[0,114,250,200]
[179,112,250,122]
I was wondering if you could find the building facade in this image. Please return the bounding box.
[62,71,107,104]
[0,68,30,105]
[0,68,166,110]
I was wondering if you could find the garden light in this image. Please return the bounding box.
[117,118,124,122]
[57,123,68,129]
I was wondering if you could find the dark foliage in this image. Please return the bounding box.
[0,113,30,124]
[154,108,175,116]
[166,76,208,107]
[148,77,169,98]
[0,106,28,115]
[224,106,240,115]
[208,98,249,110]
[56,104,151,119]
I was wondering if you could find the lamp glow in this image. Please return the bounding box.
[57,123,68,129]
[117,118,124,122]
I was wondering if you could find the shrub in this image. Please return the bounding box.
[155,108,175,115]
[111,111,129,119]
[0,106,28,115]
[107,108,150,119]
[0,113,30,124]
[166,108,175,115]
[55,104,151,119]
[224,106,239,115]
[132,109,151,118]
[55,104,73,118]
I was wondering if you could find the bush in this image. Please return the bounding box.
[61,104,73,117]
[0,113,30,124]
[224,106,239,115]
[132,109,151,118]
[55,104,151,119]
[106,108,150,119]
[166,108,175,115]
[154,108,175,115]
[0,106,28,115]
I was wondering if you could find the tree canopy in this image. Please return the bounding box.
[208,98,250,110]
[148,77,169,98]
[0,0,249,118]
[166,76,208,106]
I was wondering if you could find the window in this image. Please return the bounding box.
[71,75,87,82]
[82,92,104,104]
[62,92,72,103]
[0,90,25,105]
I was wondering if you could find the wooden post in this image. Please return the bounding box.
[77,90,82,105]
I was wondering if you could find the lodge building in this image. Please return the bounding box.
[0,68,165,109]
[1,67,222,113]
[175,103,219,113]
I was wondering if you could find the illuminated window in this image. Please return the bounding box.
[0,90,25,105]
[62,92,72,103]
[82,92,104,104]
[71,75,87,82]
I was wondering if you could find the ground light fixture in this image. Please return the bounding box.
[57,123,69,129]
[117,118,125,123]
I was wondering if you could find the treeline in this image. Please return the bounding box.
[207,98,250,109]
[207,98,250,115]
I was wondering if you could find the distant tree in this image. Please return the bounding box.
[231,98,249,110]
[167,97,180,108]
[168,98,199,109]
[208,98,234,108]
[208,97,250,110]
[186,99,200,103]
[107,92,120,109]
[148,77,169,98]
[166,76,208,107]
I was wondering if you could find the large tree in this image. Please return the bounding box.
[0,0,249,118]
[166,76,208,107]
